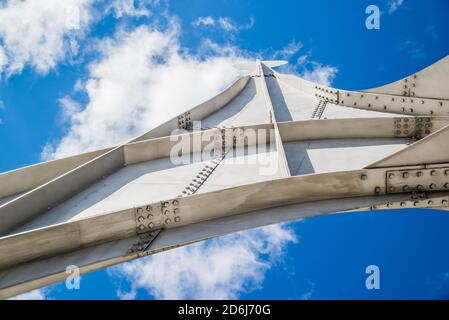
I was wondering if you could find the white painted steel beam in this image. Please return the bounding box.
[1,55,449,299]
[257,61,290,177]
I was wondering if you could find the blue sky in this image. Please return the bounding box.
[2,0,449,300]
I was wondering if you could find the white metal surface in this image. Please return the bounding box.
[1,56,449,299]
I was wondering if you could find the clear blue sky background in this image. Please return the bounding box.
[1,0,449,299]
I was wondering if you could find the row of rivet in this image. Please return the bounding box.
[386,168,449,194]
[180,128,232,197]
[314,85,338,104]
[180,155,224,197]
[403,75,417,96]
[311,99,327,119]
[370,196,449,211]
[339,89,447,115]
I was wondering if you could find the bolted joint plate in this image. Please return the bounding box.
[160,199,182,227]
[135,199,183,234]
[177,111,193,130]
[394,117,433,138]
[135,204,163,234]
[386,168,449,194]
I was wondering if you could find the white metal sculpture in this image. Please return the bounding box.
[1,56,448,299]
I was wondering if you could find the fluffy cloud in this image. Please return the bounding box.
[275,40,303,60]
[192,16,255,33]
[0,46,6,71]
[106,0,155,18]
[192,16,215,27]
[43,23,247,159]
[387,0,405,14]
[110,224,296,299]
[0,0,94,76]
[301,63,338,86]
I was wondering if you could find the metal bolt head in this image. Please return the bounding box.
[428,200,434,206]
[137,216,145,223]
[400,202,406,207]
[361,174,367,181]
[388,173,395,179]
[402,172,409,178]
[138,224,145,231]
[374,187,381,194]
[164,210,170,215]
[442,200,448,206]
[417,185,425,191]
[389,186,396,192]
[174,216,181,223]
[444,183,449,189]
[413,201,419,207]
[137,207,143,214]
[445,170,449,176]
[165,218,172,225]
[403,185,409,191]
[429,183,437,189]
[173,208,180,214]
[147,214,153,220]
[146,205,152,212]
[416,171,423,177]
[430,170,437,176]
[148,222,154,229]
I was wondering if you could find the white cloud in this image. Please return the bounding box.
[216,17,239,32]
[43,22,248,159]
[192,16,215,27]
[275,40,303,60]
[9,288,47,300]
[387,0,405,14]
[0,0,94,76]
[300,281,315,300]
[110,224,296,299]
[106,0,155,18]
[0,46,6,71]
[192,16,254,33]
[301,63,338,86]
